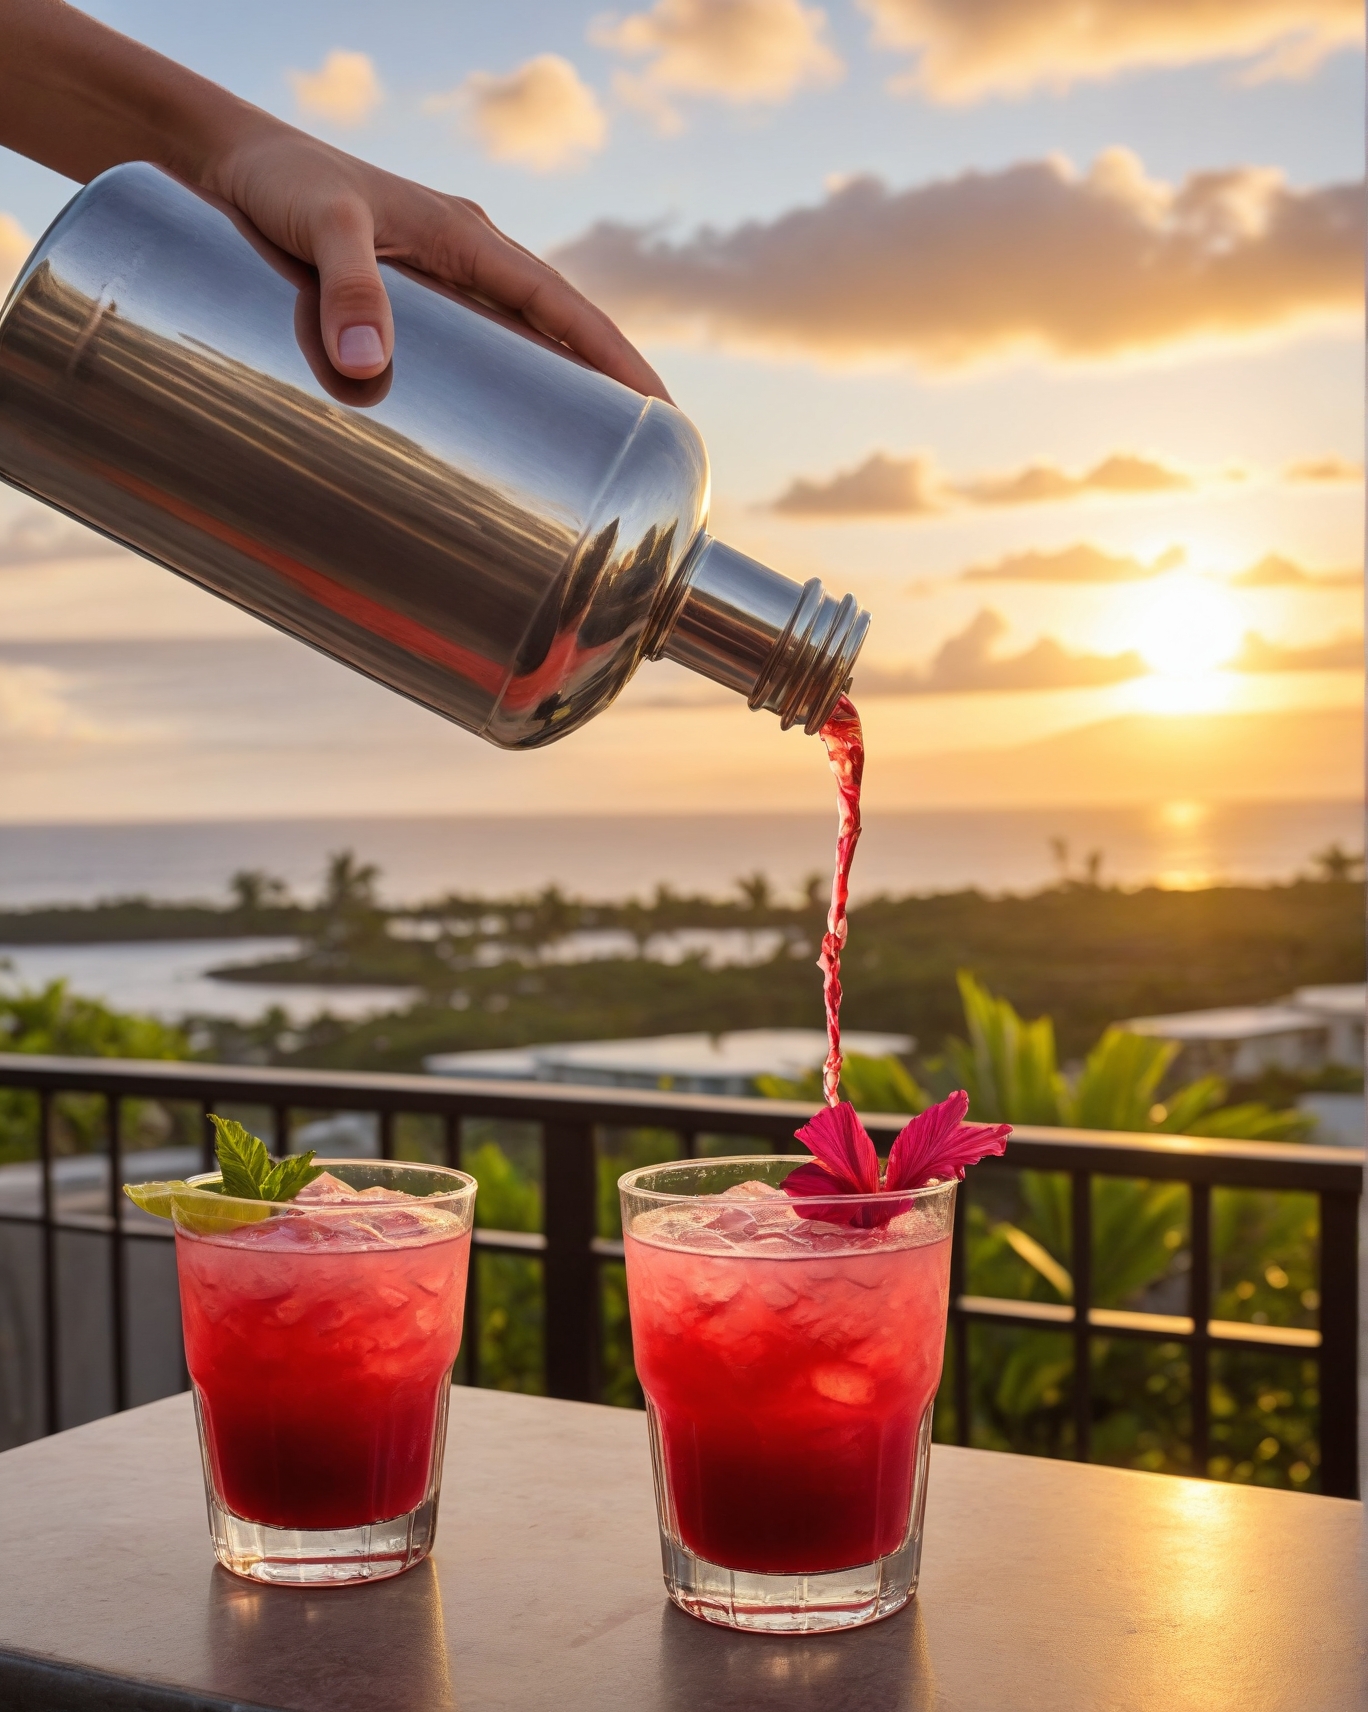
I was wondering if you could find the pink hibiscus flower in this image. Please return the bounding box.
[784,1090,1010,1227]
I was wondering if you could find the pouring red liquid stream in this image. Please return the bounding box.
[817,695,864,1105]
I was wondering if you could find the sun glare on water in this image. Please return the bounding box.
[1130,574,1242,713]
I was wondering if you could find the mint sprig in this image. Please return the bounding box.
[206,1115,325,1202]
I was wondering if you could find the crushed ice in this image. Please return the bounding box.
[217,1171,465,1248]
[631,1179,942,1256]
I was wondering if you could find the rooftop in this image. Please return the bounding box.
[1123,1006,1326,1042]
[425,1028,913,1096]
[1292,984,1366,1019]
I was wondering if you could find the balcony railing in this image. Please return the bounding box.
[0,1052,1359,1496]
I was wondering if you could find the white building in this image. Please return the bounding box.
[1121,986,1364,1081]
[1290,985,1366,1071]
[1119,984,1365,1147]
[1120,1006,1331,1081]
[425,1028,912,1099]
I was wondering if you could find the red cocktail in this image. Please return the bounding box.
[621,1159,955,1632]
[172,1160,476,1585]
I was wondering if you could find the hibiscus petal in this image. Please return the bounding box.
[793,1101,881,1194]
[781,1160,851,1202]
[885,1089,1011,1191]
[783,1160,896,1228]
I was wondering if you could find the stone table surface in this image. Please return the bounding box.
[0,1389,1362,1712]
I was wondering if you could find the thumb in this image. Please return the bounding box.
[308,202,394,378]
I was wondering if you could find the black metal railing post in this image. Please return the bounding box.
[541,1120,599,1402]
[1188,1181,1211,1478]
[1317,1187,1360,1499]
[1071,1171,1092,1462]
[108,1094,127,1414]
[449,1115,481,1390]
[950,1178,970,1446]
[38,1089,58,1437]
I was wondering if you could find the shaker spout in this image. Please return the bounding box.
[655,536,870,734]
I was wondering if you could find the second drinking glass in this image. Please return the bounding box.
[621,1157,955,1633]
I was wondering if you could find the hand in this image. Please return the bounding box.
[0,0,669,396]
[203,119,670,395]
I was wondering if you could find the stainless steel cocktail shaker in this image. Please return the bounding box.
[0,164,867,748]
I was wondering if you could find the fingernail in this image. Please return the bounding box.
[337,324,385,370]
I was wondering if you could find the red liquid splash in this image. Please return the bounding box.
[817,695,864,1106]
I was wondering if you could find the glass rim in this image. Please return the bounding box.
[618,1153,958,1209]
[183,1157,477,1212]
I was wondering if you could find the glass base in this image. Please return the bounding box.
[660,1530,921,1633]
[193,1381,451,1586]
[206,1489,440,1585]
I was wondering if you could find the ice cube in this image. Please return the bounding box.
[810,1363,876,1406]
[756,1277,800,1310]
[717,1181,784,1201]
[294,1173,415,1206]
[294,1172,359,1203]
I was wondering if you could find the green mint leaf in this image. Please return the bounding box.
[208,1115,325,1204]
[261,1150,325,1202]
[209,1114,272,1199]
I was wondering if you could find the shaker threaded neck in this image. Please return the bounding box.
[655,536,869,734]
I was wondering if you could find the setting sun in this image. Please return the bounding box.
[1132,575,1243,679]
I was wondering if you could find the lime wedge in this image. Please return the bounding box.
[122,1180,274,1234]
[123,1179,192,1219]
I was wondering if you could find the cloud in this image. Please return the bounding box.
[0,212,32,293]
[859,0,1363,103]
[957,544,1364,587]
[964,452,1193,506]
[773,451,944,516]
[961,544,1185,584]
[773,448,1194,515]
[1232,630,1363,672]
[1285,455,1363,483]
[1228,553,1362,586]
[553,149,1364,367]
[593,0,841,131]
[288,50,384,126]
[855,609,1147,696]
[430,55,607,170]
[0,663,104,740]
[0,509,123,568]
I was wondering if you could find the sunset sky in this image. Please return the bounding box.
[0,0,1362,821]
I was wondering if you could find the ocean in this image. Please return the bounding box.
[0,800,1360,909]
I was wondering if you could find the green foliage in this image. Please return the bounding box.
[878,973,1323,1488]
[459,1128,543,1394]
[1066,1028,1174,1131]
[463,1134,541,1234]
[156,871,1361,1072]
[0,976,190,1060]
[947,972,1064,1124]
[754,1051,927,1114]
[0,977,191,1165]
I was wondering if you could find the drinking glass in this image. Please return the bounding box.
[620,1157,955,1632]
[172,1159,477,1586]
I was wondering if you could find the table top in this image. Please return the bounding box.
[0,1389,1362,1712]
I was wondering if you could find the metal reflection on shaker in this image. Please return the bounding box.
[0,164,868,748]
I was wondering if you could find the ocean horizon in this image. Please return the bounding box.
[0,798,1360,911]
